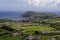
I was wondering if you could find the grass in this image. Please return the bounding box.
[12,26,55,31]
[0,29,9,34]
[0,25,59,40]
[46,19,60,23]
[0,35,20,40]
[0,29,21,40]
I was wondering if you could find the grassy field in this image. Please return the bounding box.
[0,25,60,40]
[0,35,21,40]
[12,26,55,31]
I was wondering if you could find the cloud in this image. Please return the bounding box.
[22,0,60,7]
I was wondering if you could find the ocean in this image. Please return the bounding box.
[0,11,24,20]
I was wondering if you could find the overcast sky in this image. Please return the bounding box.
[0,0,60,11]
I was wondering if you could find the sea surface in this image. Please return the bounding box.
[0,11,24,20]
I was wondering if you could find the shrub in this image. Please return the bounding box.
[34,31,39,35]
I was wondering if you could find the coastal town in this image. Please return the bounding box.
[0,11,60,40]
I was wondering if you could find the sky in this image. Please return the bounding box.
[0,0,60,11]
